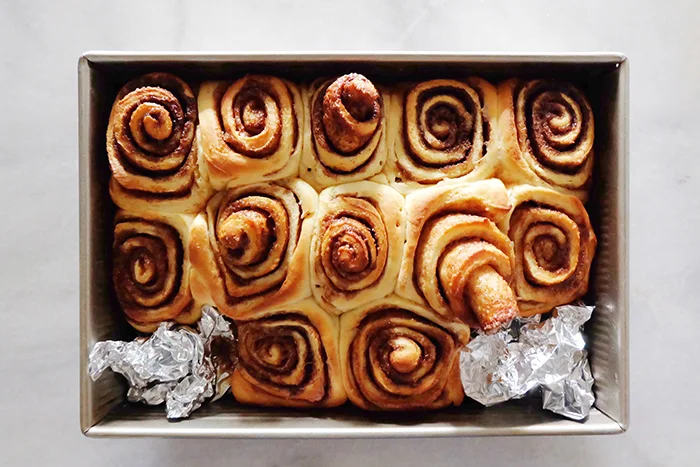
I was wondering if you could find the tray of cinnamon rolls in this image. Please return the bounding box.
[80,53,628,436]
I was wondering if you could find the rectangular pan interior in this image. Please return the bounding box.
[79,52,628,438]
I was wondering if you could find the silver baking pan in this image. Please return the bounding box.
[79,52,629,437]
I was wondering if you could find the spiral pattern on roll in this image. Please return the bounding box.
[320,197,387,289]
[396,179,519,332]
[112,211,196,331]
[189,179,317,318]
[107,73,208,212]
[390,79,496,186]
[213,185,297,295]
[311,182,405,312]
[220,77,290,156]
[505,185,597,315]
[198,75,302,188]
[341,299,469,410]
[498,79,595,200]
[236,313,329,403]
[415,213,517,332]
[302,74,386,187]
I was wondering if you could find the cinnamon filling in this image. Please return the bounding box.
[237,313,329,402]
[318,197,387,292]
[310,73,382,167]
[399,80,486,182]
[515,80,593,175]
[110,73,196,178]
[113,219,185,324]
[348,308,458,410]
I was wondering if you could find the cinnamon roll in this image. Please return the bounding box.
[339,296,469,411]
[497,79,595,202]
[198,75,304,189]
[189,178,317,319]
[231,299,346,408]
[395,179,518,333]
[310,181,405,312]
[300,74,387,189]
[112,210,200,332]
[106,73,210,213]
[501,185,597,316]
[385,78,499,193]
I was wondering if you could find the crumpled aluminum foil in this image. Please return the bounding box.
[88,305,236,419]
[460,304,595,420]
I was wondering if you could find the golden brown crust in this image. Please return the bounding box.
[230,299,347,408]
[395,179,519,332]
[339,296,469,411]
[496,79,594,202]
[384,78,499,194]
[500,185,597,315]
[189,178,317,319]
[310,181,405,312]
[113,210,202,331]
[106,73,211,213]
[300,75,388,189]
[198,76,304,190]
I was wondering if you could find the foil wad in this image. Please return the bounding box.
[460,304,595,421]
[88,306,237,420]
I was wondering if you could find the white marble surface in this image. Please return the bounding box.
[1,0,699,465]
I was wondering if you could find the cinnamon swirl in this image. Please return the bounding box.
[385,78,499,193]
[112,210,200,332]
[497,79,595,202]
[395,179,519,333]
[198,75,304,189]
[231,299,346,408]
[301,74,387,189]
[500,185,597,315]
[310,181,405,312]
[189,178,317,319]
[106,73,210,213]
[339,296,469,410]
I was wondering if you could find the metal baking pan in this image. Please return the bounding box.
[79,52,629,438]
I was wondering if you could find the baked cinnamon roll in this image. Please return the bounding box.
[231,299,346,408]
[385,78,499,193]
[112,210,200,332]
[497,79,595,202]
[501,185,597,315]
[189,178,317,319]
[198,75,303,189]
[340,296,469,411]
[396,179,518,333]
[106,73,210,213]
[310,181,405,312]
[301,74,387,189]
